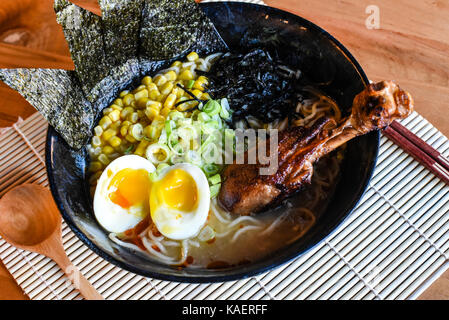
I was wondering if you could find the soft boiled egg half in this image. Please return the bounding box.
[150,163,210,240]
[93,156,210,240]
[94,155,155,233]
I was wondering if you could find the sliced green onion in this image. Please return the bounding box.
[186,150,202,166]
[124,145,134,155]
[165,120,174,136]
[203,100,221,116]
[167,111,184,121]
[186,79,195,89]
[197,112,210,122]
[210,184,221,198]
[203,163,220,176]
[146,143,170,164]
[208,174,221,185]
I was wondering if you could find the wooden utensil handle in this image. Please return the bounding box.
[53,252,104,300]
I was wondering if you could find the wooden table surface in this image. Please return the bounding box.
[0,0,448,300]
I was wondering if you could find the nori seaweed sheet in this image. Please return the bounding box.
[0,0,229,150]
[99,0,144,67]
[54,0,109,104]
[139,0,228,72]
[0,68,94,149]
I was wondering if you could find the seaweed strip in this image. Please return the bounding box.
[54,0,109,103]
[0,68,94,149]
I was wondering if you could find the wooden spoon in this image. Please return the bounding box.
[0,184,103,300]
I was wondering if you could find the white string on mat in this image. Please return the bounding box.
[370,184,449,261]
[145,278,167,300]
[12,123,46,167]
[324,239,383,300]
[252,276,277,300]
[17,250,61,300]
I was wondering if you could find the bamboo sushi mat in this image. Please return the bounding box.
[1,0,449,301]
[1,110,448,301]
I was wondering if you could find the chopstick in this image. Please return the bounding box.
[383,121,449,185]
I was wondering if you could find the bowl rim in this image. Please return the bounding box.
[45,1,379,283]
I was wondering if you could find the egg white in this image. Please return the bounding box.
[94,155,155,233]
[150,163,210,240]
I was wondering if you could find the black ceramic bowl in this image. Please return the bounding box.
[46,2,379,282]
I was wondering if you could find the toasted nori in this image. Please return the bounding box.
[139,0,227,67]
[99,0,145,67]
[91,58,142,114]
[54,0,109,104]
[0,68,94,149]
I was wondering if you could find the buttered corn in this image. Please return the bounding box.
[88,51,211,189]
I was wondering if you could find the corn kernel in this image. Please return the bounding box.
[102,145,115,155]
[146,100,162,111]
[103,128,118,141]
[177,101,193,112]
[147,83,158,91]
[157,94,168,104]
[128,112,139,123]
[149,89,160,100]
[99,116,112,130]
[164,70,177,81]
[193,76,209,90]
[120,106,134,120]
[103,107,113,115]
[125,134,137,143]
[191,89,203,99]
[109,136,122,148]
[109,110,121,122]
[134,88,149,101]
[119,90,129,98]
[110,121,121,130]
[172,87,184,99]
[110,104,123,111]
[171,61,182,68]
[123,93,135,106]
[178,69,194,81]
[136,97,149,109]
[133,85,146,94]
[94,126,103,137]
[113,98,124,107]
[164,93,177,109]
[160,82,174,95]
[89,161,102,172]
[98,153,110,166]
[160,107,172,118]
[187,52,199,62]
[145,106,159,121]
[134,140,151,157]
[142,76,152,86]
[153,74,167,87]
[153,114,166,122]
[202,92,211,100]
[120,125,129,137]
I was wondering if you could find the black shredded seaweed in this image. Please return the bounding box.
[205,49,305,125]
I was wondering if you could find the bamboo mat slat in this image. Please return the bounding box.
[0,0,448,301]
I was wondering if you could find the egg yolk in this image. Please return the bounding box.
[153,169,198,212]
[108,168,151,209]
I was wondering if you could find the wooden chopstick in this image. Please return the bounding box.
[383,121,449,185]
